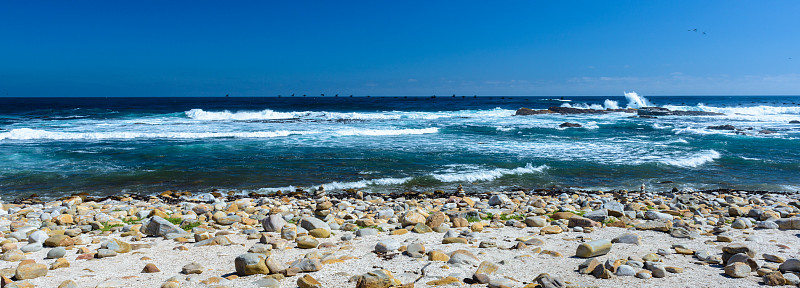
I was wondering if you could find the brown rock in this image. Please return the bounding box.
[297,274,322,288]
[568,216,599,228]
[551,212,577,220]
[540,226,563,234]
[426,212,447,228]
[763,271,786,286]
[142,263,160,273]
[15,262,47,280]
[428,250,450,261]
[50,258,70,270]
[44,235,74,247]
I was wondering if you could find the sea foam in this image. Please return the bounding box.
[0,127,438,141]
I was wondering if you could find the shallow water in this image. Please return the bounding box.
[1,95,799,198]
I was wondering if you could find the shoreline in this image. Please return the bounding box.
[0,186,799,287]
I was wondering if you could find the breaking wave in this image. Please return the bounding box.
[0,127,438,141]
[659,150,721,168]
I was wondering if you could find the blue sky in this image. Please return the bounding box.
[1,1,799,96]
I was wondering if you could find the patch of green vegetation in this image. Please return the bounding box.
[466,216,481,223]
[646,205,656,210]
[602,219,616,225]
[575,211,587,216]
[358,225,378,230]
[287,218,298,224]
[122,218,141,225]
[499,214,524,221]
[181,221,201,231]
[165,217,183,225]
[481,213,494,220]
[724,219,734,224]
[100,223,123,232]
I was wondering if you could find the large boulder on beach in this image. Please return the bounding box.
[775,218,800,229]
[234,253,269,275]
[141,216,184,237]
[299,217,330,232]
[576,240,612,258]
[262,214,287,232]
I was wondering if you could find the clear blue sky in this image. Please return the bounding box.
[1,1,799,96]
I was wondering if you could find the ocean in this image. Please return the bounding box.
[1,94,799,199]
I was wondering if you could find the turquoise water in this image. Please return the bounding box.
[1,94,799,198]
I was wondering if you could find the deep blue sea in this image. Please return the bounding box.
[1,94,800,199]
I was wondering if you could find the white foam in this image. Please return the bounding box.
[0,127,438,141]
[185,108,516,121]
[659,150,720,168]
[432,163,548,182]
[333,128,438,136]
[624,91,652,108]
[603,99,620,110]
[560,103,605,110]
[252,163,547,192]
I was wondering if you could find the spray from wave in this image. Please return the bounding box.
[623,91,652,108]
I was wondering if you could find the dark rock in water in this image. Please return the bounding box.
[759,130,776,134]
[707,124,736,130]
[637,107,672,116]
[790,120,800,124]
[559,122,582,128]
[548,106,606,114]
[637,107,724,116]
[515,108,554,115]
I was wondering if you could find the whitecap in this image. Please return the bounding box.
[659,150,720,168]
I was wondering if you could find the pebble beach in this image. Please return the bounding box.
[0,186,799,288]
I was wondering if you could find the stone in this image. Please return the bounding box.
[442,237,468,244]
[254,278,280,288]
[291,258,322,272]
[724,262,751,278]
[296,236,319,249]
[648,264,666,278]
[96,249,117,258]
[488,278,516,288]
[1,249,24,262]
[43,235,74,247]
[425,212,447,228]
[265,256,285,274]
[616,265,635,276]
[235,253,269,275]
[356,228,379,237]
[426,276,461,286]
[644,211,673,221]
[448,252,480,266]
[534,273,565,288]
[405,243,425,258]
[20,243,42,253]
[355,269,398,288]
[101,239,131,253]
[452,217,468,228]
[297,274,321,288]
[540,226,563,234]
[141,216,184,237]
[400,212,426,226]
[182,262,203,274]
[525,216,547,227]
[28,231,48,243]
[262,214,286,233]
[15,262,47,280]
[475,261,499,275]
[731,218,749,229]
[576,239,612,258]
[636,270,652,279]
[578,258,601,274]
[488,194,511,206]
[58,280,78,288]
[722,243,756,265]
[551,212,576,220]
[50,258,70,270]
[470,222,485,232]
[763,271,786,286]
[308,228,330,238]
[142,263,161,273]
[762,254,786,263]
[374,239,401,253]
[779,258,800,273]
[612,233,641,245]
[428,250,450,261]
[728,253,759,270]
[412,223,433,233]
[635,219,672,232]
[568,216,600,228]
[784,273,800,285]
[46,247,66,259]
[775,217,800,229]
